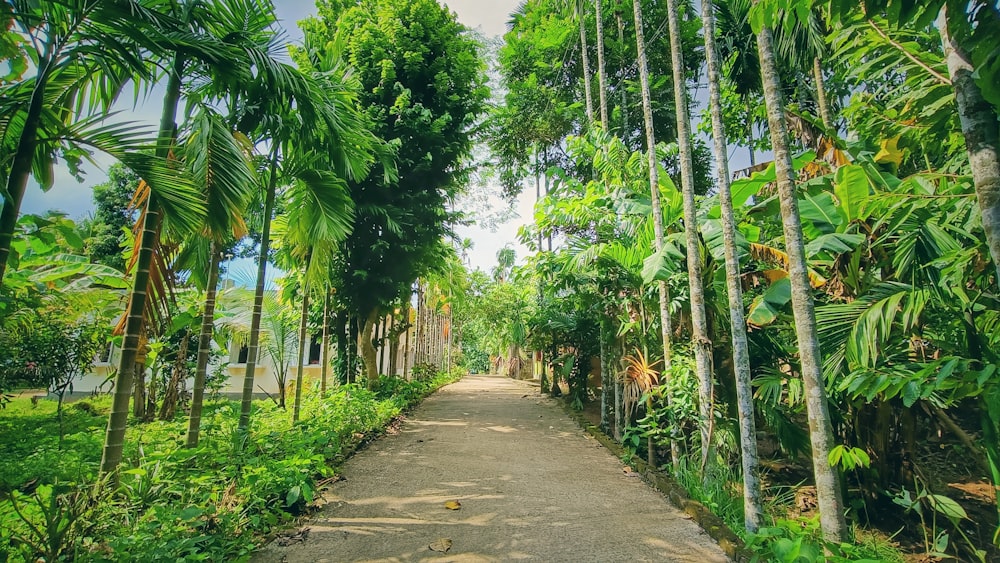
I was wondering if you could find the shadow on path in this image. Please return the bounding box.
[253,374,731,562]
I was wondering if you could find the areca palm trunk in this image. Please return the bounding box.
[238,144,280,433]
[321,288,331,394]
[577,0,594,124]
[292,256,313,423]
[0,50,50,287]
[360,309,380,387]
[939,6,1000,288]
[700,0,763,531]
[755,20,847,543]
[595,0,608,128]
[100,56,184,475]
[813,57,833,130]
[185,243,222,447]
[595,0,614,435]
[665,0,714,477]
[631,0,676,468]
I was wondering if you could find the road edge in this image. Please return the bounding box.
[558,400,752,563]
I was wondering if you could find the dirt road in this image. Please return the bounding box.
[253,374,731,562]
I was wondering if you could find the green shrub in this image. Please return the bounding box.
[0,375,458,562]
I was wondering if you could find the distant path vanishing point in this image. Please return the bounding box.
[253,374,731,562]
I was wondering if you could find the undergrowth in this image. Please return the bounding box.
[621,429,906,562]
[0,369,463,562]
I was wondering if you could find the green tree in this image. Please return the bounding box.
[85,164,139,271]
[665,0,715,474]
[631,0,676,467]
[0,0,199,289]
[751,4,848,542]
[101,0,311,474]
[301,0,488,385]
[700,0,764,532]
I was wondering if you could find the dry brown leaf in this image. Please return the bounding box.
[444,500,462,510]
[429,538,452,553]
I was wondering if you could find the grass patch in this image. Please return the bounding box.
[0,370,463,562]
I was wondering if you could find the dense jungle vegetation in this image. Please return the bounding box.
[1,0,998,561]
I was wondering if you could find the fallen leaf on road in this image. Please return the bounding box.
[429,538,453,553]
[276,527,310,546]
[444,500,462,510]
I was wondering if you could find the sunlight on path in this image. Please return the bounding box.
[253,375,731,562]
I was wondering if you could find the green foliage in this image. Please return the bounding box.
[746,517,900,563]
[84,164,139,271]
[301,0,488,322]
[0,374,458,561]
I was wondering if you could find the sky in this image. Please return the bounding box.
[20,0,528,276]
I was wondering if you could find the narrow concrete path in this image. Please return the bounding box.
[253,375,731,562]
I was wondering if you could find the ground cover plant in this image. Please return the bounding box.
[0,370,462,562]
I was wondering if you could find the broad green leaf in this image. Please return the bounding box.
[834,164,871,222]
[747,296,778,327]
[286,485,301,507]
[927,494,968,521]
[641,243,681,284]
[804,233,865,258]
[799,191,842,234]
[763,277,792,306]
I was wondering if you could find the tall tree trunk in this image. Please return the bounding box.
[939,6,1000,287]
[376,315,384,371]
[594,2,612,434]
[133,360,146,419]
[238,143,280,433]
[185,245,222,446]
[0,42,50,287]
[616,11,629,137]
[701,0,764,531]
[595,0,609,129]
[160,331,190,421]
[100,55,184,475]
[348,314,359,384]
[599,319,613,434]
[535,147,547,391]
[402,304,411,378]
[577,0,595,124]
[813,57,833,130]
[321,289,331,394]
[755,19,848,543]
[631,0,677,467]
[360,309,380,387]
[666,0,713,474]
[335,309,348,384]
[415,280,425,365]
[292,259,312,423]
[389,330,400,377]
[614,337,624,441]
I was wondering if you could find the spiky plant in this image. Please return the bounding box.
[618,350,660,422]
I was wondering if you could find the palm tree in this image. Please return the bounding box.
[574,0,595,124]
[630,0,677,468]
[594,0,609,129]
[182,107,257,448]
[665,0,715,474]
[938,6,1000,288]
[275,162,356,421]
[700,0,764,532]
[0,0,193,288]
[101,0,299,474]
[754,13,848,543]
[234,35,379,433]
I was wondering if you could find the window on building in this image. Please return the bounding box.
[237,344,250,364]
[308,334,322,364]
